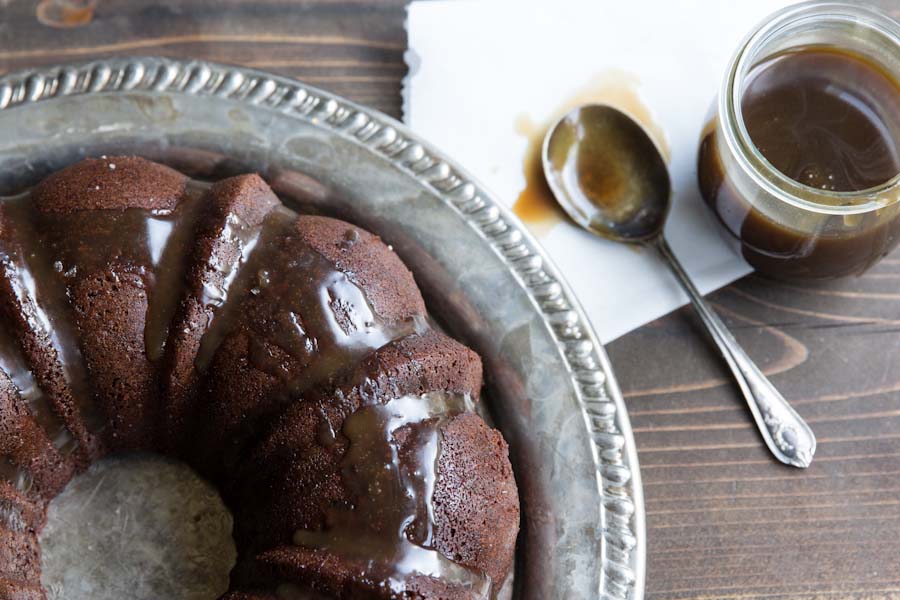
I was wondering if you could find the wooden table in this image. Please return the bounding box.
[2,2,898,598]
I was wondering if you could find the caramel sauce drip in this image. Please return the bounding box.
[293,392,490,597]
[0,317,74,455]
[0,457,31,494]
[143,182,210,363]
[513,114,568,228]
[0,497,25,533]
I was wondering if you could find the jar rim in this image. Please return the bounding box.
[719,1,900,216]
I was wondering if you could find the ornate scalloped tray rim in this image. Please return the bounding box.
[0,56,645,600]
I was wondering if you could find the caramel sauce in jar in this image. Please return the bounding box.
[698,4,900,280]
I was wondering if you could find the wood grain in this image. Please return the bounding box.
[1,1,899,599]
[0,0,409,117]
[610,257,900,599]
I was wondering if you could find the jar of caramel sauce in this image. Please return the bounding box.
[698,2,900,280]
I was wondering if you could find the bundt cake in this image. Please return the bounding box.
[0,156,519,599]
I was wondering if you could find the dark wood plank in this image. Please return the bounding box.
[0,0,409,117]
[1,2,899,599]
[608,256,900,599]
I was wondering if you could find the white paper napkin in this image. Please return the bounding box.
[404,0,797,343]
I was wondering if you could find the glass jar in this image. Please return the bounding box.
[697,2,900,280]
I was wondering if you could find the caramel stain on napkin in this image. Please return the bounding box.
[513,114,568,233]
[513,70,670,236]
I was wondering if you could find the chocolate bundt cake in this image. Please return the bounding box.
[0,157,519,599]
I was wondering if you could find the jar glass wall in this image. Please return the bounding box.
[698,2,900,280]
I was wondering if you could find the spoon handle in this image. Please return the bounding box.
[653,237,816,468]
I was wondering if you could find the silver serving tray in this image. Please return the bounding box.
[0,57,645,600]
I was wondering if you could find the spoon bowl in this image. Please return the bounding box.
[542,104,670,242]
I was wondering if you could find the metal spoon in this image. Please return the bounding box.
[542,104,816,468]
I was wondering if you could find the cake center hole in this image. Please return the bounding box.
[39,454,236,599]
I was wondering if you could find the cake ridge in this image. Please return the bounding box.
[158,173,280,452]
[0,374,75,503]
[190,205,295,376]
[0,306,73,458]
[0,202,102,465]
[28,155,190,451]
